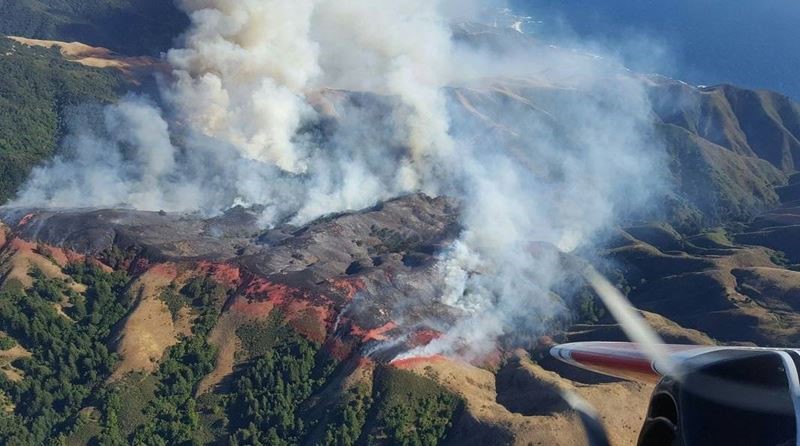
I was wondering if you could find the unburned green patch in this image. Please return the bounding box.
[236,322,279,359]
[63,408,101,446]
[319,382,373,446]
[363,366,463,446]
[109,373,158,436]
[159,284,186,322]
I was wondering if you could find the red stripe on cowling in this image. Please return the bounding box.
[570,350,659,383]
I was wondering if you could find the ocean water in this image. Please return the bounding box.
[513,0,800,99]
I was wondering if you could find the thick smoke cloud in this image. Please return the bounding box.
[168,0,320,172]
[11,0,665,360]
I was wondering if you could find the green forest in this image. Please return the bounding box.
[0,37,125,204]
[0,0,187,56]
[0,0,188,204]
[0,264,463,445]
[0,12,465,439]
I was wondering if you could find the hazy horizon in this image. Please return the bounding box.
[515,0,800,99]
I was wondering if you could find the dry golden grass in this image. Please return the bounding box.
[401,352,652,446]
[196,311,243,395]
[639,312,716,345]
[614,228,800,345]
[0,239,69,289]
[197,294,285,395]
[8,36,163,79]
[110,264,194,380]
[0,339,32,383]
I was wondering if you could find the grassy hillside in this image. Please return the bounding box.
[0,254,462,445]
[0,0,187,56]
[650,82,800,172]
[0,37,125,204]
[658,122,786,230]
[1,16,800,445]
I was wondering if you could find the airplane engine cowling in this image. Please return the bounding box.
[551,342,800,446]
[639,350,798,446]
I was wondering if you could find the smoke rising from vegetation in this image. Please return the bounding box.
[11,0,666,359]
[168,0,320,173]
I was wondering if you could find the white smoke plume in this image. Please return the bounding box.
[10,0,666,360]
[399,68,665,360]
[168,0,320,172]
[313,0,456,190]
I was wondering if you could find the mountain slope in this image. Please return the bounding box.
[0,36,126,204]
[658,122,785,228]
[3,24,800,446]
[649,79,800,172]
[0,0,187,56]
[3,186,800,445]
[0,195,644,445]
[451,76,799,229]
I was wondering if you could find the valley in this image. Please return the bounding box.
[0,2,799,445]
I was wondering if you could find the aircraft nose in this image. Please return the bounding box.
[550,344,572,362]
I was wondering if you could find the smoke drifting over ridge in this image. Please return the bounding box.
[11,1,666,359]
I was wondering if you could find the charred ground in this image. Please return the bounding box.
[2,15,800,446]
